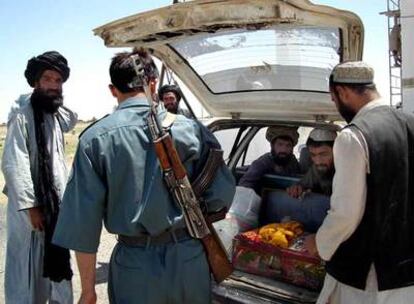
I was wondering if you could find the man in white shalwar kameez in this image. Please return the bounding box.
[305,62,414,304]
[1,51,77,304]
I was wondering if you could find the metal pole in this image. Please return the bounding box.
[179,90,198,120]
[159,64,166,87]
[387,0,393,107]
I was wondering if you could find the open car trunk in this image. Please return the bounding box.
[94,0,363,122]
[209,119,338,303]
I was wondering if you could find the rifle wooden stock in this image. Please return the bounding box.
[154,140,172,170]
[201,224,234,283]
[162,136,187,179]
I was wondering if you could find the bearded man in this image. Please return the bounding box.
[158,84,192,118]
[239,126,301,195]
[1,51,77,303]
[287,128,337,198]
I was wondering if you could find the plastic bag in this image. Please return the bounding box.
[228,186,261,230]
[213,186,262,255]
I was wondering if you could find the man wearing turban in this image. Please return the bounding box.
[158,84,192,118]
[1,51,77,303]
[238,126,302,195]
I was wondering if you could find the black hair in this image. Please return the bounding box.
[158,84,182,102]
[306,138,334,148]
[109,52,143,94]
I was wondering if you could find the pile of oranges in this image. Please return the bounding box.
[258,221,304,248]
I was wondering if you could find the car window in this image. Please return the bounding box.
[213,125,314,168]
[240,127,313,167]
[213,128,241,162]
[171,26,340,94]
[295,127,312,156]
[238,128,268,167]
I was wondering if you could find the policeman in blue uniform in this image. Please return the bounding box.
[53,51,236,304]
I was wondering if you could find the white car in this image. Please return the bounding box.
[94,1,363,302]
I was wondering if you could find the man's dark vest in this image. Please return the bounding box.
[326,105,414,291]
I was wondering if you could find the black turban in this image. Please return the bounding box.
[158,84,182,102]
[24,51,70,87]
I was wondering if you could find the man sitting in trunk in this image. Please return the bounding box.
[287,128,337,198]
[239,126,301,195]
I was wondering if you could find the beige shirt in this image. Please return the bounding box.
[315,98,414,304]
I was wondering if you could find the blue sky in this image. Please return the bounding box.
[0,0,390,123]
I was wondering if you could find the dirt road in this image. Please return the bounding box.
[0,202,117,303]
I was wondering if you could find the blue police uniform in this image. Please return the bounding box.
[53,97,236,303]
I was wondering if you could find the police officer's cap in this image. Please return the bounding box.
[331,61,374,85]
[266,126,299,146]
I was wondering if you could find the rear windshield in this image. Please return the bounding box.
[170,26,341,94]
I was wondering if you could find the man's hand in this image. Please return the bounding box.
[28,207,45,231]
[304,234,319,257]
[76,251,97,304]
[286,184,304,198]
[78,291,97,304]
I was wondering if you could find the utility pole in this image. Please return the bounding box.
[380,0,402,109]
[400,0,414,113]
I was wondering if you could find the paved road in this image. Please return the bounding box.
[0,202,117,303]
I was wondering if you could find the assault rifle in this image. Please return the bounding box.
[130,50,233,283]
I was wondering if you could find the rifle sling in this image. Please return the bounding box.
[160,112,224,199]
[192,149,224,198]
